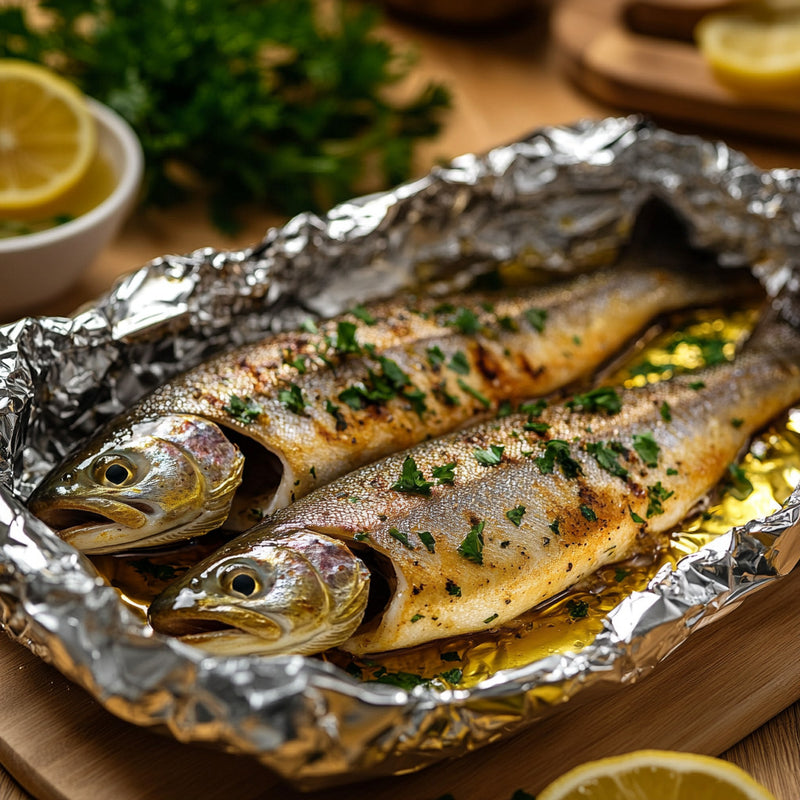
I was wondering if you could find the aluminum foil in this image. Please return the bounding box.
[2,116,800,786]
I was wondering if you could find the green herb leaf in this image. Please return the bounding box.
[629,507,645,524]
[391,455,433,496]
[524,307,548,332]
[418,531,436,553]
[506,504,526,526]
[458,520,485,565]
[660,401,672,422]
[224,394,262,424]
[440,651,461,662]
[566,386,622,415]
[351,304,376,325]
[632,431,660,468]
[432,462,456,485]
[483,613,499,624]
[3,1,452,230]
[334,321,361,355]
[536,439,583,478]
[579,504,597,521]
[689,381,706,390]
[585,441,629,479]
[447,350,471,375]
[438,668,463,684]
[566,599,589,619]
[389,527,415,549]
[446,579,462,597]
[474,444,505,466]
[457,378,491,408]
[519,399,547,416]
[524,420,550,434]
[278,384,307,415]
[646,481,674,517]
[449,307,481,334]
[410,613,424,623]
[724,463,754,501]
[426,345,446,369]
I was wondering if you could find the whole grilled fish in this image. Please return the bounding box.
[147,298,800,656]
[29,264,756,554]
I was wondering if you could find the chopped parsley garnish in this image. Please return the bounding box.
[632,432,660,467]
[614,568,631,582]
[483,613,499,625]
[458,520,485,565]
[447,350,471,375]
[410,614,424,623]
[333,320,361,354]
[432,462,456,485]
[549,519,561,535]
[426,345,446,369]
[403,386,428,417]
[724,463,754,501]
[646,481,674,517]
[660,401,672,422]
[524,307,548,332]
[439,668,463,684]
[449,307,481,334]
[223,393,262,424]
[325,399,347,431]
[566,386,622,415]
[391,455,433,496]
[500,540,511,548]
[378,355,410,388]
[506,505,526,526]
[371,670,429,690]
[474,444,505,466]
[350,304,376,325]
[300,319,318,334]
[580,504,597,521]
[585,441,628,479]
[666,467,679,475]
[524,420,550,434]
[566,599,589,619]
[689,381,706,390]
[354,532,370,541]
[418,531,436,553]
[497,399,513,418]
[519,399,547,416]
[389,527,415,549]
[432,382,461,407]
[278,383,307,415]
[457,378,491,408]
[283,351,308,373]
[629,507,645,524]
[338,356,412,409]
[731,417,744,428]
[536,439,583,478]
[446,579,462,597]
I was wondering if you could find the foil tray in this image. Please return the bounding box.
[1,116,800,787]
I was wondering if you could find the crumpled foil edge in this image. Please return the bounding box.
[1,116,800,786]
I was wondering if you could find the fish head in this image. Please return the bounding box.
[148,529,370,656]
[28,415,244,554]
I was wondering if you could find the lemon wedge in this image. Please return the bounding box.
[0,59,96,212]
[696,3,800,96]
[537,749,777,800]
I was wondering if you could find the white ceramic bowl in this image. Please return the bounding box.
[0,98,144,319]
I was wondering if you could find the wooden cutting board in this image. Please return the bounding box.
[551,0,800,145]
[3,563,800,800]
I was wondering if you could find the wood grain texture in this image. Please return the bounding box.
[2,565,800,800]
[552,0,800,145]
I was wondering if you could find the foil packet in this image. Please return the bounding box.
[2,116,800,786]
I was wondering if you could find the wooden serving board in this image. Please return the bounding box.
[3,564,800,800]
[551,0,800,145]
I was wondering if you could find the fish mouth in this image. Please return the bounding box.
[30,498,152,547]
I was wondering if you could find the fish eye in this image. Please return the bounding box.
[92,455,137,487]
[221,566,262,597]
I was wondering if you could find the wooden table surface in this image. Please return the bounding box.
[4,2,800,797]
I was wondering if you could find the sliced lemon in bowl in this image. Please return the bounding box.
[0,59,97,211]
[537,749,776,800]
[696,3,800,96]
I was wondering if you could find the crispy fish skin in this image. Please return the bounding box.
[30,263,757,552]
[148,308,800,655]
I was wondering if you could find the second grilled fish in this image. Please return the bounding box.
[30,263,756,553]
[147,291,800,656]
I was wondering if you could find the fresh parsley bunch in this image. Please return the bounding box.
[0,0,450,230]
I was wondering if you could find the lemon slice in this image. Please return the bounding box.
[537,749,777,800]
[696,3,800,95]
[0,59,96,211]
